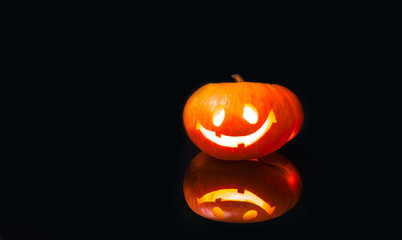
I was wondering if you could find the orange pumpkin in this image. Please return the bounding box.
[183,75,303,160]
[183,151,302,223]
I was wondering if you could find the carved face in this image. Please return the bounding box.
[183,79,303,160]
[183,152,302,223]
[196,104,277,148]
[196,189,276,222]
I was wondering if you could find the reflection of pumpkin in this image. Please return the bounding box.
[183,151,302,223]
[183,75,303,160]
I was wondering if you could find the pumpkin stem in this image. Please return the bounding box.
[231,74,245,83]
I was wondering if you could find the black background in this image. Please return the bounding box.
[0,1,399,239]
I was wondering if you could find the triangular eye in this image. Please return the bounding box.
[243,104,258,124]
[212,105,225,127]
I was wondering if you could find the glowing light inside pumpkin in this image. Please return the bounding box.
[196,110,277,148]
[287,130,297,142]
[242,210,258,220]
[212,207,225,219]
[196,188,276,215]
[212,105,225,127]
[243,104,258,124]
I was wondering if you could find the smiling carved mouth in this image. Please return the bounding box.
[196,110,276,148]
[196,188,276,215]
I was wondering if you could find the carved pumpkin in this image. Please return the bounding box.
[183,75,303,160]
[183,151,302,223]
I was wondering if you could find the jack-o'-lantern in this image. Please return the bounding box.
[183,151,302,223]
[183,74,303,160]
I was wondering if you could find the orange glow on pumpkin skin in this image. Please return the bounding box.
[183,74,304,160]
[183,152,303,223]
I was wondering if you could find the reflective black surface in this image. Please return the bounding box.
[1,1,397,239]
